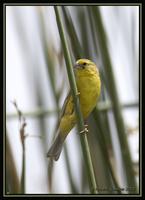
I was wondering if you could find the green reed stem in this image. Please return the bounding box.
[54,6,98,194]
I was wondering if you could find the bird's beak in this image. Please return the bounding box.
[74,63,82,69]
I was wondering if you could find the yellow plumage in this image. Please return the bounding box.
[47,59,101,161]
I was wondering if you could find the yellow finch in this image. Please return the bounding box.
[47,59,101,161]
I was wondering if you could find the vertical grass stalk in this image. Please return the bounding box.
[54,6,97,194]
[21,141,25,193]
[92,6,137,192]
[6,132,20,194]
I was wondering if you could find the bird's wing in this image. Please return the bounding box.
[60,90,72,118]
[55,90,74,131]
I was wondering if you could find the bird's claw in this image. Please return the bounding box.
[76,92,80,96]
[80,127,89,134]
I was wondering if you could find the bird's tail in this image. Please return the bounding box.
[47,133,65,161]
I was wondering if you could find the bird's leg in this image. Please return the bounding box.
[76,91,80,96]
[84,119,88,128]
[80,119,89,134]
[79,127,89,134]
[75,92,88,134]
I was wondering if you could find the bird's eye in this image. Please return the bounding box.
[81,62,86,69]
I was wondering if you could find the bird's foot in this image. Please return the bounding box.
[80,126,89,134]
[76,92,80,96]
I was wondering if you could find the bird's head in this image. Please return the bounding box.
[74,59,99,75]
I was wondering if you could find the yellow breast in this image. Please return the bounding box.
[76,69,101,119]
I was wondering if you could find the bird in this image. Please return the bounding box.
[47,58,101,161]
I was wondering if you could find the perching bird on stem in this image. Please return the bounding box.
[47,59,101,161]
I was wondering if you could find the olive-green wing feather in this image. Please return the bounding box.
[55,90,74,130]
[47,91,74,161]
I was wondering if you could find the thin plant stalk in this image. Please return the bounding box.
[6,132,20,194]
[54,6,98,194]
[61,6,83,58]
[92,6,137,192]
[64,144,79,193]
[92,108,120,192]
[21,140,25,193]
[12,101,26,194]
[6,102,138,120]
